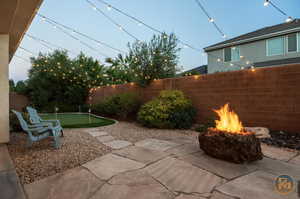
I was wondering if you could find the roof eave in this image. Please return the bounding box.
[204,27,300,52]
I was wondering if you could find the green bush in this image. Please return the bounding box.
[195,119,215,132]
[137,90,196,129]
[92,92,140,119]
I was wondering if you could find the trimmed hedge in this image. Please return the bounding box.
[137,90,196,129]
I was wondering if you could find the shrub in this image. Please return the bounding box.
[195,119,215,133]
[137,90,196,129]
[92,92,140,119]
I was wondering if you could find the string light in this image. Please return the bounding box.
[194,0,227,39]
[263,0,293,23]
[37,13,126,54]
[264,0,270,7]
[92,0,202,52]
[85,0,139,41]
[25,33,78,55]
[14,55,31,63]
[41,18,109,58]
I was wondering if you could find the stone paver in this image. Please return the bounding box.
[175,194,206,199]
[167,137,196,145]
[96,135,114,143]
[145,157,225,194]
[165,144,200,157]
[83,154,145,180]
[88,131,108,137]
[114,146,170,164]
[0,170,25,199]
[253,157,300,180]
[216,170,298,199]
[210,191,236,199]
[135,138,181,151]
[104,140,132,149]
[25,167,104,199]
[90,170,174,199]
[261,143,298,161]
[289,155,300,165]
[0,145,14,172]
[180,153,257,179]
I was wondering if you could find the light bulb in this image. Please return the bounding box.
[208,18,214,23]
[107,5,112,11]
[217,58,221,62]
[286,16,293,23]
[264,0,270,6]
[222,34,227,38]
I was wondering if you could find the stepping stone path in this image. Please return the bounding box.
[96,135,115,143]
[88,129,132,150]
[103,140,132,150]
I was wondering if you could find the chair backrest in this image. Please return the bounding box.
[11,110,29,131]
[27,107,42,124]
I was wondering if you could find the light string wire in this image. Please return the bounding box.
[14,55,32,63]
[194,0,226,38]
[264,0,293,22]
[40,17,110,58]
[25,33,78,55]
[85,0,140,41]
[37,13,126,54]
[92,0,202,51]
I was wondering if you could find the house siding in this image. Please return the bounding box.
[207,33,300,73]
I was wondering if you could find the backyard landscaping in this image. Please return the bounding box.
[40,113,115,128]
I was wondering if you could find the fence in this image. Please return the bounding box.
[9,92,29,111]
[89,64,300,132]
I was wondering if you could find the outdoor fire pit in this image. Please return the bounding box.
[198,104,263,164]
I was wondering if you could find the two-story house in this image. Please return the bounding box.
[204,19,300,73]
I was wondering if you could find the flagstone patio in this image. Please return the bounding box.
[2,126,300,199]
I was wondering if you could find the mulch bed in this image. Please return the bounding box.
[7,130,111,184]
[261,131,300,151]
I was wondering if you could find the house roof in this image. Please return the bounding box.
[182,65,207,75]
[204,19,300,52]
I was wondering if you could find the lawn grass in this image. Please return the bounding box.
[41,113,115,128]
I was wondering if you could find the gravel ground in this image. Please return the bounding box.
[7,129,111,184]
[97,121,199,144]
[8,121,199,184]
[261,130,300,151]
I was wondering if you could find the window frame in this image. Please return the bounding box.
[287,33,298,53]
[223,46,240,63]
[266,36,285,56]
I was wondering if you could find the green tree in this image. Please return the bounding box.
[113,33,181,87]
[14,80,28,94]
[26,50,106,112]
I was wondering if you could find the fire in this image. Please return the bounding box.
[214,104,244,134]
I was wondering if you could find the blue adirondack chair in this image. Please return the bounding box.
[26,106,64,137]
[12,110,62,149]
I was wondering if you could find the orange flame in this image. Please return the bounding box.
[214,104,244,134]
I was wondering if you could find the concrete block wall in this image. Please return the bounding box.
[89,64,300,132]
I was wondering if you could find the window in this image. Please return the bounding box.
[267,36,284,56]
[224,47,240,62]
[287,33,297,53]
[298,33,300,51]
[224,48,231,62]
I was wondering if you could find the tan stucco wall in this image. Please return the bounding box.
[0,35,9,143]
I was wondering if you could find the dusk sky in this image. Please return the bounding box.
[9,0,300,81]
